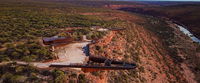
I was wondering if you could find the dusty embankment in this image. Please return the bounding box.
[84,10,200,83]
[106,6,200,82]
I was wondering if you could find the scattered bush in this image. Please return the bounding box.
[52,70,67,83]
[0,40,53,62]
[78,74,87,83]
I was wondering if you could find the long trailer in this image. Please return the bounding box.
[89,56,136,66]
[49,64,136,69]
[49,56,136,72]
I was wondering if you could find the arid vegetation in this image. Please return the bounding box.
[0,0,118,61]
[0,40,53,62]
[0,0,200,83]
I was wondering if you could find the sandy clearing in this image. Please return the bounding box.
[36,41,90,68]
[53,42,90,64]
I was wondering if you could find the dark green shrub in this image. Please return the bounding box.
[78,74,87,83]
[52,70,66,83]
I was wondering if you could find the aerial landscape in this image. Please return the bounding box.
[0,0,200,83]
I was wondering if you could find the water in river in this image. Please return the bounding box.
[176,24,200,43]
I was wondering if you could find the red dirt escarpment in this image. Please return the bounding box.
[87,11,198,83]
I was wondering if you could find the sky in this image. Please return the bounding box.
[125,0,200,1]
[147,0,200,1]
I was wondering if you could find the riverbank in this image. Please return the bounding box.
[166,20,200,44]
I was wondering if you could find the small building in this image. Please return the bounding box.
[43,36,73,45]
